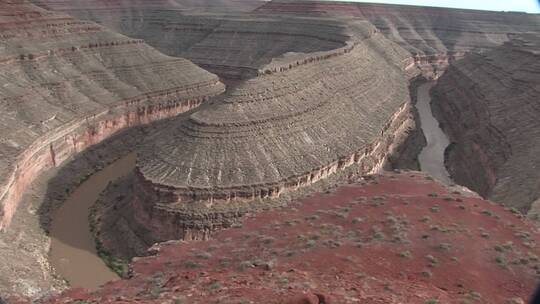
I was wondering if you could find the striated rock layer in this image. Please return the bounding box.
[0,1,225,230]
[128,22,422,241]
[431,34,540,212]
[34,0,266,13]
[33,7,353,79]
[35,0,540,77]
[256,1,540,72]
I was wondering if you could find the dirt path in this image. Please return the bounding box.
[416,82,452,185]
[49,153,136,289]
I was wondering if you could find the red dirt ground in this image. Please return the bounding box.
[15,171,540,303]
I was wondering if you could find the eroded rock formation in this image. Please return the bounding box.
[0,1,225,230]
[33,5,353,79]
[256,0,540,72]
[40,0,540,81]
[123,21,422,242]
[431,34,540,212]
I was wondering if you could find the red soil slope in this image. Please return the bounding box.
[17,172,540,303]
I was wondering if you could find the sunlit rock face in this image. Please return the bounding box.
[255,0,540,72]
[0,1,225,230]
[431,34,540,212]
[128,21,421,241]
[34,1,352,79]
[39,0,540,76]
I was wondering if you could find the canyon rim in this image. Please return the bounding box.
[0,0,539,303]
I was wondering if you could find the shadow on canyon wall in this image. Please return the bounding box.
[36,113,184,252]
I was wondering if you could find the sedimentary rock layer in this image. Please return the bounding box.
[130,22,419,240]
[44,0,540,77]
[256,1,540,70]
[0,1,225,230]
[34,0,265,13]
[431,34,540,212]
[32,3,354,79]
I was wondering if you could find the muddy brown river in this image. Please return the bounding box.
[49,153,136,289]
[416,82,452,184]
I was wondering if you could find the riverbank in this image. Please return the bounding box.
[0,124,149,298]
[48,153,136,289]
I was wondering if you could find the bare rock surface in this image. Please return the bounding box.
[256,1,540,71]
[1,1,539,301]
[0,1,226,298]
[34,0,266,13]
[0,1,225,230]
[128,22,422,242]
[42,0,540,76]
[431,34,540,212]
[34,6,354,79]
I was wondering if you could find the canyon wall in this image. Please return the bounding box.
[125,22,422,241]
[0,1,225,230]
[34,0,265,13]
[431,34,540,212]
[33,7,353,79]
[35,0,540,77]
[256,1,540,71]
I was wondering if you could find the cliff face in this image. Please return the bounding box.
[35,0,540,79]
[30,173,540,304]
[256,0,540,72]
[431,34,540,212]
[124,21,423,242]
[34,0,265,13]
[36,9,353,79]
[0,1,225,230]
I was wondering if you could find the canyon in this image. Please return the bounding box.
[0,1,225,232]
[416,82,452,185]
[431,34,540,214]
[0,0,538,303]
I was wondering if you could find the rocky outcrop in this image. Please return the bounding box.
[33,6,353,79]
[34,0,265,13]
[35,0,540,76]
[431,34,540,212]
[0,2,225,230]
[256,1,540,72]
[125,22,421,242]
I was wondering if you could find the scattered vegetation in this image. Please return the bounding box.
[399,250,412,258]
[437,243,451,251]
[96,240,129,277]
[425,255,439,266]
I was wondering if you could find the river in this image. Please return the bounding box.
[416,82,452,184]
[49,153,136,289]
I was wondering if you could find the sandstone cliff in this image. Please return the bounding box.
[0,1,225,230]
[35,0,540,77]
[431,34,540,212]
[33,6,354,79]
[256,0,540,72]
[122,20,423,242]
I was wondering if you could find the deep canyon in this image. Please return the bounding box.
[0,0,539,303]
